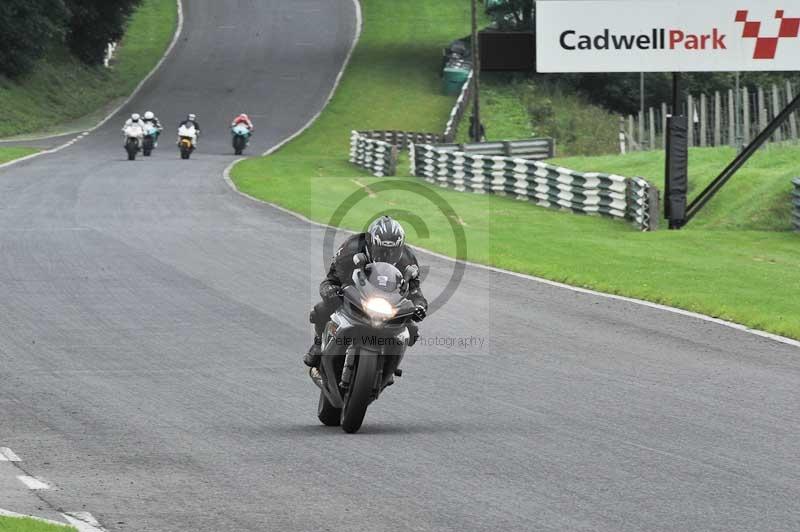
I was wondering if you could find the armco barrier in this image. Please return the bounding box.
[410,143,660,231]
[442,70,473,142]
[436,138,555,160]
[793,178,800,231]
[356,130,442,150]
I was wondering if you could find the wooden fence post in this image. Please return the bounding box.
[788,81,799,141]
[728,89,736,147]
[639,110,645,150]
[628,115,636,150]
[743,87,751,144]
[619,116,627,154]
[758,86,767,134]
[688,94,695,147]
[772,84,783,143]
[700,93,707,147]
[714,91,721,147]
[649,107,656,151]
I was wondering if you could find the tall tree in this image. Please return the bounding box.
[0,0,69,77]
[65,0,141,65]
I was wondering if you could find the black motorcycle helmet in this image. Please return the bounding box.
[366,216,405,264]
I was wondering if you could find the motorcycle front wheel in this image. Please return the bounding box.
[341,350,380,434]
[233,136,245,155]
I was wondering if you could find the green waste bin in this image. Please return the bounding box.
[443,66,470,95]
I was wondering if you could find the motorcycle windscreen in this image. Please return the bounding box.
[365,262,403,293]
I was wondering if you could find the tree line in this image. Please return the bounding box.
[0,0,141,77]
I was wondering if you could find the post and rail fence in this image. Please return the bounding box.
[621,81,800,153]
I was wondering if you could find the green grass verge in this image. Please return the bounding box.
[231,0,800,339]
[457,76,620,156]
[554,144,800,231]
[0,147,39,164]
[0,0,177,138]
[0,516,75,532]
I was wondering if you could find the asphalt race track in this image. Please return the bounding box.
[1,2,799,531]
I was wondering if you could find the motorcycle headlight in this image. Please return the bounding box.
[363,297,396,321]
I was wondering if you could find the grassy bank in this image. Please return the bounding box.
[554,144,799,231]
[0,516,75,532]
[457,76,620,156]
[232,0,800,339]
[0,0,177,139]
[0,147,39,165]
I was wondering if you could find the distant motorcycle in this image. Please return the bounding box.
[231,124,251,155]
[177,124,197,160]
[310,255,419,433]
[142,124,160,157]
[123,123,144,161]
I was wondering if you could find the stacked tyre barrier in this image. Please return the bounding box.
[349,131,398,177]
[349,131,443,177]
[410,143,660,231]
[442,70,474,142]
[627,177,661,232]
[793,178,800,231]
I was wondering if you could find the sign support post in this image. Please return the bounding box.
[535,0,800,228]
[471,0,483,142]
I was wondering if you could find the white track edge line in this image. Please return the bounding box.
[0,0,184,171]
[0,447,21,462]
[222,170,800,350]
[17,475,50,490]
[64,512,106,532]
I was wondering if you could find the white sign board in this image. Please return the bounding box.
[536,1,800,72]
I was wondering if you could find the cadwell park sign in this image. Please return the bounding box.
[536,0,800,72]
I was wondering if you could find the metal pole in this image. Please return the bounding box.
[471,0,482,142]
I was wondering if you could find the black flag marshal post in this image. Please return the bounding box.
[536,0,800,229]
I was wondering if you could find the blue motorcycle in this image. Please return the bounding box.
[231,124,251,155]
[142,124,160,157]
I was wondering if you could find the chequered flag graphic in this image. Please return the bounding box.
[736,9,800,59]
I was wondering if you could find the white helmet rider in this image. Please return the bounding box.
[131,113,141,122]
[143,111,154,120]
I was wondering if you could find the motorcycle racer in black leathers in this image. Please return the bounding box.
[304,216,428,367]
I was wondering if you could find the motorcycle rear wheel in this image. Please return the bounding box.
[340,350,380,434]
[317,390,341,426]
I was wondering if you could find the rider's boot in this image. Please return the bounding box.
[303,336,322,367]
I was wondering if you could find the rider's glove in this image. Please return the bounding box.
[320,283,342,304]
[412,305,427,322]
